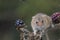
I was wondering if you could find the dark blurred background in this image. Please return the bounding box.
[0,0,60,40]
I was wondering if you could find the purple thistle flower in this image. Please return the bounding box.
[51,12,60,21]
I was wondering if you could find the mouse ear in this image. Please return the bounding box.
[32,16,35,19]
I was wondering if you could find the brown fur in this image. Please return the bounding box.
[31,13,54,35]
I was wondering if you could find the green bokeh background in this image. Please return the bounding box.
[0,0,60,40]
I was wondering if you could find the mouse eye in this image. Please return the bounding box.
[42,20,44,23]
[36,21,38,23]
